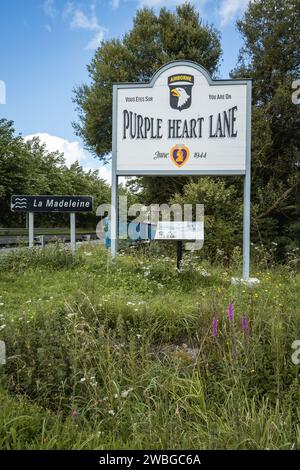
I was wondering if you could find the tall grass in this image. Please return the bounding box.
[0,244,299,449]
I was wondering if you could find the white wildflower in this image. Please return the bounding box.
[121,388,133,398]
[200,269,211,277]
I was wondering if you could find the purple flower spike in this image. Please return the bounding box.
[212,318,218,338]
[228,303,234,321]
[242,313,249,334]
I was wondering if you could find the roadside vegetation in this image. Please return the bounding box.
[0,243,299,449]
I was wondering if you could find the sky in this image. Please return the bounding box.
[0,0,251,183]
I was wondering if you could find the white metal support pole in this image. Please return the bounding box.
[111,173,118,258]
[70,212,76,255]
[111,84,118,258]
[28,212,34,248]
[243,81,252,280]
[242,172,251,279]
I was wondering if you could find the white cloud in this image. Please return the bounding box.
[43,24,52,32]
[25,133,85,166]
[111,0,120,9]
[218,0,250,26]
[85,28,107,50]
[138,0,191,8]
[43,0,57,19]
[24,133,111,183]
[70,9,99,31]
[63,4,107,50]
[84,162,112,184]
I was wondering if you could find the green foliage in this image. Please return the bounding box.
[0,242,84,272]
[172,177,242,262]
[0,245,299,449]
[73,3,221,202]
[0,119,110,228]
[73,3,221,162]
[232,0,300,256]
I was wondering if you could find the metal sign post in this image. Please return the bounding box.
[28,212,34,248]
[111,60,252,279]
[111,174,118,257]
[70,212,76,255]
[11,195,93,253]
[177,241,183,270]
[242,84,252,279]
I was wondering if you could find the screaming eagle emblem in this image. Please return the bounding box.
[168,74,194,111]
[170,144,190,167]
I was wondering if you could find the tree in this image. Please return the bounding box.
[73,3,222,162]
[73,3,222,203]
[0,119,110,228]
[231,0,300,256]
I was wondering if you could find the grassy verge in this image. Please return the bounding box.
[0,228,95,236]
[0,243,299,449]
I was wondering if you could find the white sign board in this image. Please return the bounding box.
[111,61,252,280]
[113,61,251,175]
[153,221,204,240]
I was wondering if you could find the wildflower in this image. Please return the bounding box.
[90,376,98,386]
[242,313,249,334]
[136,334,142,339]
[144,270,150,277]
[121,388,133,398]
[212,318,218,338]
[0,324,6,331]
[228,303,234,321]
[72,410,78,418]
[108,410,115,416]
[80,377,86,383]
[200,269,211,277]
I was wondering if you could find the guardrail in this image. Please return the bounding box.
[0,233,97,247]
